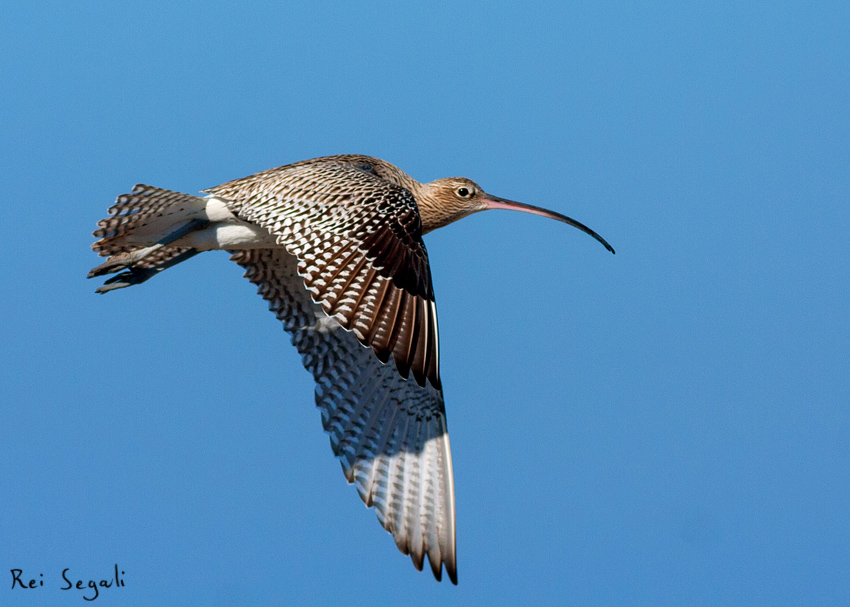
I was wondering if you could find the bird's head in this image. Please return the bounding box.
[419,177,615,254]
[418,177,489,229]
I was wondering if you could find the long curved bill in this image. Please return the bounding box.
[484,195,615,254]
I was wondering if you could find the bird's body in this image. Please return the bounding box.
[89,154,613,584]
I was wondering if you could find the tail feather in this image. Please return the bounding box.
[92,184,209,257]
[90,185,210,292]
[94,249,201,293]
[88,245,196,278]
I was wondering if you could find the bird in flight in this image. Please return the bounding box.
[89,154,614,584]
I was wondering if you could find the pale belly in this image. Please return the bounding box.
[173,196,283,251]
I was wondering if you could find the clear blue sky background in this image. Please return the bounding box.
[2,1,848,605]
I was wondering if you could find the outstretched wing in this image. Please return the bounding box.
[205,158,440,390]
[231,248,457,584]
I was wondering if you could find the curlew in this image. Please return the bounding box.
[89,154,614,584]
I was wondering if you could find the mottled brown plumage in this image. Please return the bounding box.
[206,156,442,389]
[89,154,613,585]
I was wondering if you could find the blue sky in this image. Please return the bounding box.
[2,1,848,605]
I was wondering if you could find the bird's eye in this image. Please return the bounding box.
[456,187,473,198]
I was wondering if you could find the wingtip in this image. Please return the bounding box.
[447,563,458,585]
[427,556,457,585]
[411,552,425,572]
